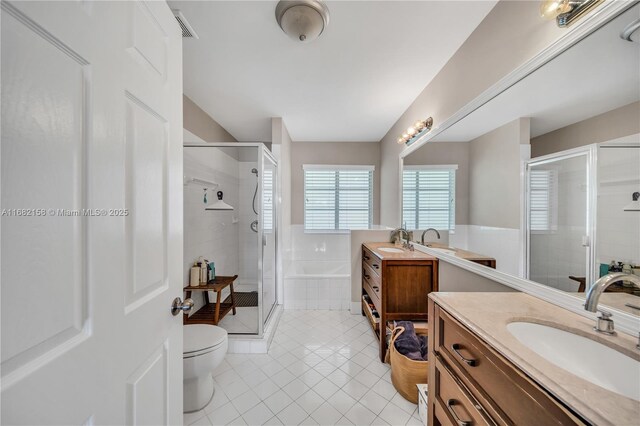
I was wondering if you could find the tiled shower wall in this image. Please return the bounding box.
[184,147,240,314]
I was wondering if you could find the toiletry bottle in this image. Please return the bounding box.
[210,262,216,281]
[190,263,200,287]
[200,260,208,284]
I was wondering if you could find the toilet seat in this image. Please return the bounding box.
[183,324,227,358]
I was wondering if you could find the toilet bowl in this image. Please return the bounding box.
[183,324,228,413]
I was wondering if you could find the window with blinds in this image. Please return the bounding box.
[529,169,557,232]
[402,166,456,231]
[304,165,373,230]
[263,168,273,232]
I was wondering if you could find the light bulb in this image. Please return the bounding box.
[540,0,570,19]
[407,127,416,136]
[397,137,405,144]
[414,120,425,131]
[402,133,409,140]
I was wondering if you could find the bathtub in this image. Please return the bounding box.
[284,260,351,310]
[286,260,350,278]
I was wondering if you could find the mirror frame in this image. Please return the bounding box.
[398,0,640,335]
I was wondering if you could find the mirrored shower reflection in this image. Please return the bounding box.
[183,144,278,335]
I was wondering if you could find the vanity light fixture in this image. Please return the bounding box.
[539,0,603,27]
[275,0,330,43]
[397,117,433,145]
[623,191,640,211]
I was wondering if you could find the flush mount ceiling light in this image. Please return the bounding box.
[539,0,603,27]
[275,0,330,43]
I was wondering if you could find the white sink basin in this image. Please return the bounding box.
[429,247,457,256]
[378,247,404,253]
[507,321,640,401]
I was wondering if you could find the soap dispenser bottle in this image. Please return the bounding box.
[190,263,200,287]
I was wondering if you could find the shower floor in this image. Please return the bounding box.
[218,306,259,334]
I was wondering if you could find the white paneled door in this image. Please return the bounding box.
[1,1,183,424]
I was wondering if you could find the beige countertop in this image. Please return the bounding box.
[363,242,436,260]
[430,292,640,426]
[423,242,496,262]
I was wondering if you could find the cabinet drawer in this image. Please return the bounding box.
[362,269,381,310]
[433,354,492,426]
[435,307,583,426]
[362,247,382,276]
[363,262,381,287]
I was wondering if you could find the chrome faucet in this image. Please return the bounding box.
[584,273,640,335]
[391,227,412,250]
[421,228,441,245]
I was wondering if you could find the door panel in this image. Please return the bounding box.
[0,0,90,375]
[1,1,183,423]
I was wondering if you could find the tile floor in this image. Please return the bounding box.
[218,307,259,334]
[184,310,423,426]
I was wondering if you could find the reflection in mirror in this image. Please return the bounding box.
[402,3,640,315]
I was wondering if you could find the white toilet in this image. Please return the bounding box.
[183,324,228,413]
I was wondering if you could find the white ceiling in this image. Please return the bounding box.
[431,3,640,142]
[170,1,497,142]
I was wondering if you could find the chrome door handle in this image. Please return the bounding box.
[171,297,194,316]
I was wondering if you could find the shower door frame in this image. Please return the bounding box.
[523,144,598,290]
[183,142,278,337]
[259,147,278,332]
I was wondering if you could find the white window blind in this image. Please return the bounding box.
[304,165,373,230]
[402,166,456,231]
[529,169,557,232]
[263,169,273,232]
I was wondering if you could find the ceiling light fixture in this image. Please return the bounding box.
[397,118,433,145]
[539,0,603,27]
[275,0,330,43]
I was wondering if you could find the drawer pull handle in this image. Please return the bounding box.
[446,399,471,426]
[363,272,371,280]
[372,286,379,291]
[451,343,477,367]
[372,264,379,269]
[364,255,370,260]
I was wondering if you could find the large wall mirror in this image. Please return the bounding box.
[400,3,640,324]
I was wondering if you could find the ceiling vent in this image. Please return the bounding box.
[173,9,199,39]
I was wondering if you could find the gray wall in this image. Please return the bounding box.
[380,1,566,228]
[290,142,381,225]
[469,118,530,229]
[404,141,470,226]
[531,101,640,157]
[183,95,237,142]
[438,261,515,292]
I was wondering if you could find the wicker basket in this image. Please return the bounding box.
[388,325,429,403]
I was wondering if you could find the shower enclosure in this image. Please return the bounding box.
[183,143,278,336]
[525,138,640,293]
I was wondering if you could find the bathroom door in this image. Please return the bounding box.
[261,152,278,326]
[1,2,184,424]
[527,150,592,292]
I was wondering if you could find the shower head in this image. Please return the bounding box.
[251,168,258,176]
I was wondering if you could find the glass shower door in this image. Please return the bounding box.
[527,151,591,292]
[261,152,277,326]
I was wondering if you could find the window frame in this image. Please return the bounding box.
[303,164,374,231]
[402,164,457,231]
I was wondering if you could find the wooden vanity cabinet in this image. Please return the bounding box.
[362,244,438,361]
[428,298,586,426]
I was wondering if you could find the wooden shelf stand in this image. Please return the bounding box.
[183,275,238,325]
